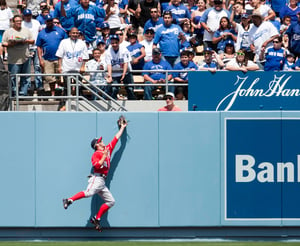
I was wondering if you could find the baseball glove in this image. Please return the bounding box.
[117,115,127,127]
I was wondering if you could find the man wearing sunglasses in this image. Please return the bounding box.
[259,36,286,71]
[143,7,163,34]
[158,92,182,111]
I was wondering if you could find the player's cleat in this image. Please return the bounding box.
[63,199,72,209]
[90,216,102,232]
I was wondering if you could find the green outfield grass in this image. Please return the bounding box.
[0,241,300,246]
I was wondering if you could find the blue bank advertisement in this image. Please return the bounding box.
[189,71,300,111]
[225,118,300,220]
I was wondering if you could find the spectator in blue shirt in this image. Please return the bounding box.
[198,47,224,72]
[36,14,68,96]
[143,48,173,100]
[36,7,53,26]
[286,12,300,58]
[280,0,300,25]
[118,0,129,23]
[295,56,300,70]
[54,0,78,33]
[282,53,296,71]
[173,50,198,100]
[153,10,186,67]
[271,0,288,17]
[126,31,145,70]
[95,22,111,49]
[165,0,191,25]
[67,0,105,44]
[259,36,287,71]
[143,7,163,34]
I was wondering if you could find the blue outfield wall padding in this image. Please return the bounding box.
[0,112,36,227]
[1,111,300,229]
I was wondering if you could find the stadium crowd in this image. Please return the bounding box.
[1,0,300,101]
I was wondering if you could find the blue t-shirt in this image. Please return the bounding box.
[173,61,198,81]
[165,4,191,24]
[271,0,287,13]
[193,15,204,35]
[36,12,54,25]
[286,22,300,55]
[36,26,68,61]
[119,0,128,10]
[295,58,300,68]
[264,47,285,71]
[127,42,145,70]
[143,59,172,80]
[280,6,300,25]
[282,60,296,71]
[153,23,183,57]
[213,28,236,52]
[71,4,105,43]
[143,17,164,34]
[200,61,218,69]
[54,0,79,31]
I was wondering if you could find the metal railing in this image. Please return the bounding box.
[10,69,188,111]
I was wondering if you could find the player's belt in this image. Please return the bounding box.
[93,173,107,179]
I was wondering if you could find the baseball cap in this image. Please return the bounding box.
[214,0,223,4]
[286,53,295,58]
[152,47,161,55]
[128,31,138,38]
[110,34,120,41]
[145,28,155,34]
[164,92,175,99]
[225,39,234,46]
[44,14,53,21]
[241,13,249,19]
[23,9,32,16]
[203,47,213,53]
[183,48,195,56]
[163,10,172,17]
[91,137,102,150]
[96,37,105,45]
[100,22,110,29]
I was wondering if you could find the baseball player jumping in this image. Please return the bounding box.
[63,116,127,232]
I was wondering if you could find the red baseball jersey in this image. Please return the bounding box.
[91,136,118,176]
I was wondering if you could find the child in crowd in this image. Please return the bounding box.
[198,47,224,72]
[173,50,198,100]
[280,15,291,35]
[126,32,145,70]
[140,28,155,63]
[282,53,296,71]
[85,47,107,99]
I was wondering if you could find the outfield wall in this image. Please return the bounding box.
[1,111,300,234]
